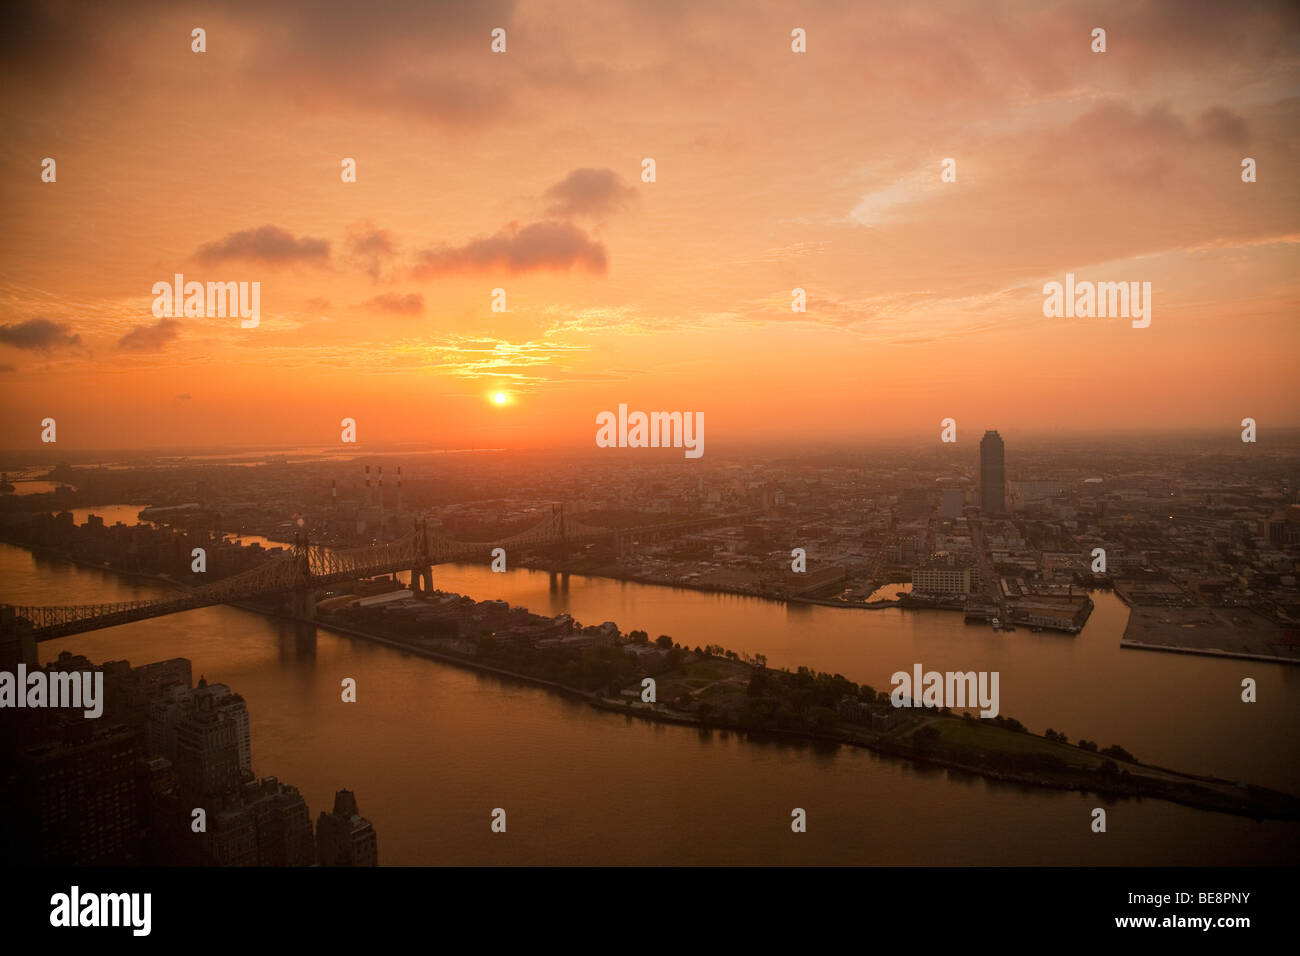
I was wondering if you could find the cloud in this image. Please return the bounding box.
[413,221,607,276]
[1197,106,1249,146]
[346,222,400,279]
[0,364,14,373]
[174,392,192,401]
[195,225,330,266]
[236,0,517,128]
[365,292,425,314]
[118,318,181,352]
[0,318,82,351]
[544,168,637,219]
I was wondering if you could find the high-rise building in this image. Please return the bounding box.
[316,789,378,866]
[12,722,143,865]
[980,430,1005,515]
[247,777,316,866]
[161,679,252,798]
[150,678,251,794]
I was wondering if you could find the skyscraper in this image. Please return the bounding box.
[316,789,378,866]
[980,430,1005,515]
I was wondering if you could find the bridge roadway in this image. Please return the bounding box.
[3,508,760,641]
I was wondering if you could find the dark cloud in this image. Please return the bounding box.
[0,364,14,373]
[365,292,425,314]
[174,392,192,401]
[413,221,607,276]
[195,225,330,266]
[118,318,180,352]
[544,168,637,219]
[347,223,400,279]
[236,0,517,127]
[1197,106,1249,146]
[0,318,82,352]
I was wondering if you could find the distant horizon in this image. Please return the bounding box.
[3,422,1298,465]
[3,0,1298,451]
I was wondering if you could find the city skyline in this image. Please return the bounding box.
[2,0,1299,451]
[1,0,1297,925]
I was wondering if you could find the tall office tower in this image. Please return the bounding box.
[12,722,143,865]
[364,465,371,508]
[150,679,251,783]
[170,680,251,798]
[197,682,251,775]
[247,777,316,866]
[980,430,1006,515]
[395,466,403,513]
[377,466,384,511]
[316,789,379,866]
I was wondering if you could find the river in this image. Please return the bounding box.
[2,537,1296,865]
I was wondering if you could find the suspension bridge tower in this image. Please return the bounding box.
[410,519,434,595]
[290,533,316,619]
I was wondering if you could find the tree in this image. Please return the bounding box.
[914,725,941,750]
[629,629,649,644]
[655,634,673,649]
[1100,744,1136,763]
[810,706,838,732]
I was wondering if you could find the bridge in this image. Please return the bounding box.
[1,469,53,485]
[3,507,759,641]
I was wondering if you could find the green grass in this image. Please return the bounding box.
[934,718,1104,769]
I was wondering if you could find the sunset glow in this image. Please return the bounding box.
[0,0,1296,455]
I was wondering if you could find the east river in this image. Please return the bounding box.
[2,519,1297,864]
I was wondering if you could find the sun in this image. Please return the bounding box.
[491,391,509,406]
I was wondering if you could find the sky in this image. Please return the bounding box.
[1,0,1298,453]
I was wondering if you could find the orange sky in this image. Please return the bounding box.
[1,0,1298,452]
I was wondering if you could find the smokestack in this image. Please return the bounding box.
[378,466,384,512]
[396,466,403,513]
[364,465,371,508]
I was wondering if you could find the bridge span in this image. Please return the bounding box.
[3,507,759,641]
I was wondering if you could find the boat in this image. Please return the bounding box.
[991,617,1001,629]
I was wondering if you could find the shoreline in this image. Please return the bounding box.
[1119,639,1300,665]
[1112,589,1300,667]
[6,539,1299,819]
[295,612,1299,822]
